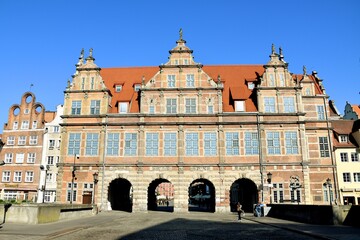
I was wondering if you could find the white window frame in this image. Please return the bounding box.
[29,135,38,145]
[18,136,26,145]
[2,171,11,182]
[167,75,176,88]
[245,132,259,155]
[343,172,351,182]
[340,152,348,162]
[317,105,325,120]
[16,153,24,163]
[285,131,298,154]
[267,132,280,155]
[25,171,34,182]
[21,120,29,129]
[164,133,177,156]
[185,133,199,156]
[27,153,36,163]
[186,74,195,87]
[225,132,239,155]
[235,101,245,112]
[166,99,177,114]
[106,133,119,156]
[13,121,18,130]
[90,100,101,115]
[71,100,82,115]
[5,153,13,163]
[264,97,276,113]
[319,137,330,157]
[204,132,217,156]
[85,133,99,156]
[13,171,22,182]
[351,153,359,162]
[7,136,15,145]
[119,102,128,114]
[32,121,37,129]
[146,133,159,156]
[283,97,295,113]
[124,133,137,156]
[185,98,196,114]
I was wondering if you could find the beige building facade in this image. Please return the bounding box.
[55,34,342,213]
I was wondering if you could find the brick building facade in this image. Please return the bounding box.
[55,34,340,213]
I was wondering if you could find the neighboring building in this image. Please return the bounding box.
[333,120,360,205]
[343,102,360,120]
[0,92,55,202]
[37,105,63,203]
[56,34,340,213]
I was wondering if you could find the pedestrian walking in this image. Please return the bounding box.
[236,202,244,221]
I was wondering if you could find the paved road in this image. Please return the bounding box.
[0,211,359,240]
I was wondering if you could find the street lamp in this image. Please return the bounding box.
[92,172,99,204]
[70,154,79,204]
[40,165,50,203]
[0,160,5,166]
[324,178,332,205]
[267,172,272,204]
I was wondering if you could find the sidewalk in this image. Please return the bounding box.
[245,215,360,240]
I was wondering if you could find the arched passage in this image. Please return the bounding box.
[108,178,133,212]
[188,178,215,213]
[148,178,174,212]
[230,178,258,213]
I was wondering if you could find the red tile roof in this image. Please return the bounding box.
[352,105,360,117]
[100,65,325,113]
[332,120,358,148]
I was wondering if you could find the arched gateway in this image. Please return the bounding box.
[148,178,174,212]
[108,178,133,212]
[230,178,258,213]
[188,178,215,212]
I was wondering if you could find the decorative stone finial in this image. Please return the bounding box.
[279,47,283,56]
[179,28,183,40]
[142,76,145,86]
[217,75,221,84]
[80,48,84,59]
[303,65,307,76]
[271,43,276,54]
[89,48,93,57]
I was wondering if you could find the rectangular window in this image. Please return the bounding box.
[185,98,196,114]
[25,171,34,182]
[235,101,245,112]
[290,188,301,203]
[27,153,36,163]
[353,173,360,182]
[323,185,333,203]
[13,121,18,130]
[319,137,330,157]
[66,183,77,202]
[186,74,195,87]
[53,126,60,133]
[18,136,26,145]
[285,131,298,154]
[283,97,295,113]
[340,153,348,162]
[273,183,284,203]
[106,133,119,156]
[149,105,155,114]
[164,133,177,156]
[124,133,137,156]
[134,84,141,92]
[269,74,275,86]
[49,139,55,149]
[343,172,351,182]
[90,100,101,115]
[7,136,15,145]
[317,105,325,120]
[86,133,99,156]
[267,132,280,154]
[13,171,22,182]
[91,77,94,90]
[21,120,29,129]
[115,85,122,92]
[166,99,177,114]
[2,171,10,182]
[29,136,38,145]
[47,156,54,165]
[119,102,128,113]
[81,77,85,90]
[351,153,359,162]
[226,132,239,155]
[245,132,259,155]
[204,132,217,156]
[167,75,176,87]
[339,135,348,143]
[264,97,275,113]
[16,153,24,163]
[208,105,214,114]
[68,133,81,155]
[146,133,159,156]
[32,121,37,129]
[279,73,285,87]
[71,100,82,115]
[5,153,13,164]
[185,133,198,156]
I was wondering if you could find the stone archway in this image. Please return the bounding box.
[108,178,133,212]
[147,178,174,212]
[188,178,215,213]
[230,178,258,213]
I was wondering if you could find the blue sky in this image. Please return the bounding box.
[0,1,359,131]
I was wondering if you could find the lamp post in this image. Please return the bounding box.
[70,154,79,204]
[0,160,5,166]
[92,172,99,204]
[40,165,50,203]
[267,172,273,204]
[325,178,332,205]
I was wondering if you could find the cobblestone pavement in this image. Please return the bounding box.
[0,211,358,240]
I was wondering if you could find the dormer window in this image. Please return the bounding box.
[115,85,122,92]
[184,59,188,65]
[134,84,141,92]
[339,135,348,143]
[119,102,128,113]
[235,101,245,112]
[248,82,255,90]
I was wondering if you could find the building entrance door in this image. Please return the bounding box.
[82,191,92,204]
[230,178,258,213]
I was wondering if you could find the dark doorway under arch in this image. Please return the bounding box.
[188,179,215,213]
[108,178,133,212]
[230,178,258,213]
[148,178,174,212]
